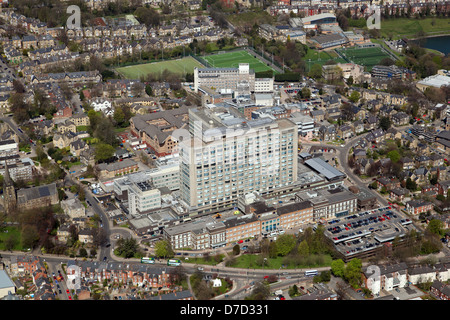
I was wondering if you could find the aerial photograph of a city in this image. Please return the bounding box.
[0,0,449,312]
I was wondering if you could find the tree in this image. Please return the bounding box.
[92,227,107,247]
[59,83,73,100]
[348,91,360,103]
[344,258,362,288]
[387,150,401,163]
[269,241,278,259]
[79,248,88,258]
[337,14,349,30]
[426,219,445,237]
[297,87,311,99]
[131,81,144,97]
[113,106,125,126]
[21,224,39,249]
[154,240,174,259]
[113,105,132,127]
[276,234,296,256]
[4,234,17,251]
[314,270,331,283]
[379,116,391,131]
[12,79,25,93]
[406,178,417,191]
[297,240,310,257]
[134,7,159,27]
[9,93,31,123]
[67,224,78,247]
[380,57,395,66]
[246,281,270,300]
[93,117,117,146]
[346,75,354,86]
[289,284,299,297]
[87,109,102,130]
[115,237,140,258]
[169,266,187,287]
[145,84,153,96]
[232,244,240,256]
[94,143,115,162]
[331,259,345,277]
[308,63,323,79]
[340,103,355,121]
[309,225,329,254]
[260,238,270,257]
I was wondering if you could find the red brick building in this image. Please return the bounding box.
[405,200,433,215]
[431,280,450,300]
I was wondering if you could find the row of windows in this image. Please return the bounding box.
[169,211,315,245]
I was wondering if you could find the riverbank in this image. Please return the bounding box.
[409,34,450,56]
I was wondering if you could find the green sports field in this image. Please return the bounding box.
[201,50,277,74]
[115,56,205,79]
[337,46,392,71]
[304,49,347,71]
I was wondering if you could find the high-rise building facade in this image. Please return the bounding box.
[178,105,298,214]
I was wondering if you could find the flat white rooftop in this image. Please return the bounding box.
[417,74,450,88]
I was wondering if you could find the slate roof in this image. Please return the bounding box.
[131,105,189,143]
[16,183,57,204]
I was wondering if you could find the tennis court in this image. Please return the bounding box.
[201,50,277,73]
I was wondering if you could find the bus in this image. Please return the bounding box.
[167,259,181,266]
[304,270,318,277]
[141,257,155,264]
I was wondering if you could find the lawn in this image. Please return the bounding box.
[183,254,226,266]
[0,226,23,251]
[201,50,278,74]
[379,17,450,39]
[228,253,333,270]
[76,125,89,132]
[115,56,205,79]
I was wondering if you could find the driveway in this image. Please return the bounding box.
[389,285,424,300]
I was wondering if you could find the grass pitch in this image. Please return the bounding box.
[201,50,277,74]
[337,46,392,71]
[115,56,205,79]
[304,49,347,71]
